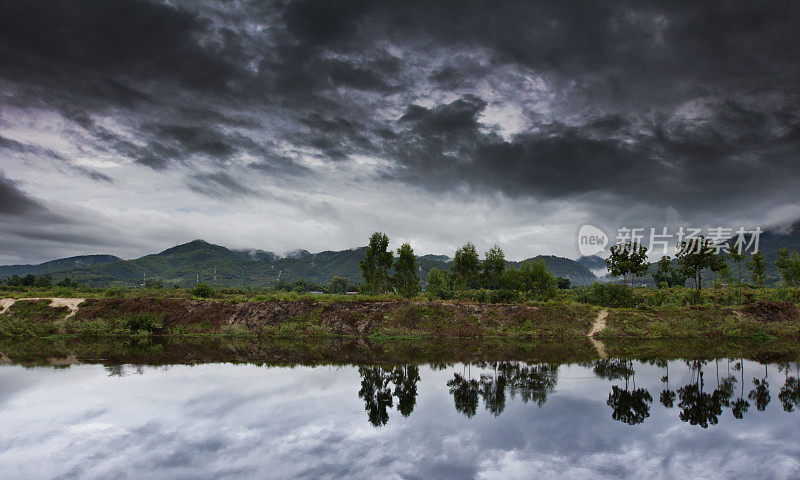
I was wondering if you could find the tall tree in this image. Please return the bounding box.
[453,242,480,289]
[481,244,506,289]
[775,248,800,301]
[606,241,649,285]
[359,232,394,295]
[729,243,747,304]
[676,236,721,301]
[747,250,767,299]
[426,267,450,300]
[393,243,420,298]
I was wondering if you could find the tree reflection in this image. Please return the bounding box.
[358,366,394,427]
[731,360,750,419]
[391,365,420,417]
[505,363,559,407]
[779,378,800,412]
[447,362,559,418]
[677,360,723,428]
[603,359,652,425]
[748,364,771,412]
[358,365,420,427]
[660,361,675,408]
[479,365,507,417]
[592,359,634,381]
[448,372,480,418]
[607,386,653,425]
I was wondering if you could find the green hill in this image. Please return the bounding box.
[0,255,121,278]
[0,240,598,288]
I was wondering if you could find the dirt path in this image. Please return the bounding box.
[0,298,86,318]
[588,309,609,359]
[0,298,14,315]
[588,309,608,337]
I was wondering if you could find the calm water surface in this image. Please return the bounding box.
[1,358,799,479]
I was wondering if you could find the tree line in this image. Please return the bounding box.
[1,274,79,288]
[358,232,565,299]
[607,235,800,302]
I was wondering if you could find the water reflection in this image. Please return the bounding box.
[357,365,420,426]
[1,357,799,479]
[351,359,800,428]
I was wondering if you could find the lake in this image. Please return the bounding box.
[0,344,799,479]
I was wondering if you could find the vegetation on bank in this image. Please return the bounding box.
[2,233,800,343]
[0,293,798,344]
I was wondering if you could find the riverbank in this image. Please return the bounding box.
[1,297,799,342]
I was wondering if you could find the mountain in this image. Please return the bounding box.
[0,255,121,278]
[577,255,607,271]
[0,240,598,288]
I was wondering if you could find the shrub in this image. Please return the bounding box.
[192,283,215,298]
[104,287,126,298]
[575,283,637,308]
[489,289,519,304]
[118,312,165,333]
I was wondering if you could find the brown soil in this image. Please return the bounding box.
[741,301,800,322]
[69,298,596,337]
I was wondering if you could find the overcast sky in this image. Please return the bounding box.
[2,0,800,264]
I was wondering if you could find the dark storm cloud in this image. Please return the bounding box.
[2,0,800,257]
[0,173,44,215]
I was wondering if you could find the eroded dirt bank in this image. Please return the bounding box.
[71,298,598,337]
[3,297,800,341]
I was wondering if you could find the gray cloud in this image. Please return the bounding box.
[1,0,800,261]
[0,172,44,215]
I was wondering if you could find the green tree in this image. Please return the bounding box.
[502,259,558,301]
[481,244,506,289]
[606,241,649,285]
[359,232,394,295]
[328,276,349,294]
[426,267,450,300]
[453,242,480,289]
[34,275,52,288]
[676,236,720,301]
[775,248,800,288]
[729,243,747,303]
[652,256,687,288]
[747,250,767,299]
[393,243,420,298]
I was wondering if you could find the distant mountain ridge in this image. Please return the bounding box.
[0,240,597,288]
[0,255,121,278]
[5,221,799,288]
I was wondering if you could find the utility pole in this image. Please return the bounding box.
[213,268,217,286]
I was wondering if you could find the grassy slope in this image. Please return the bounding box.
[1,298,798,344]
